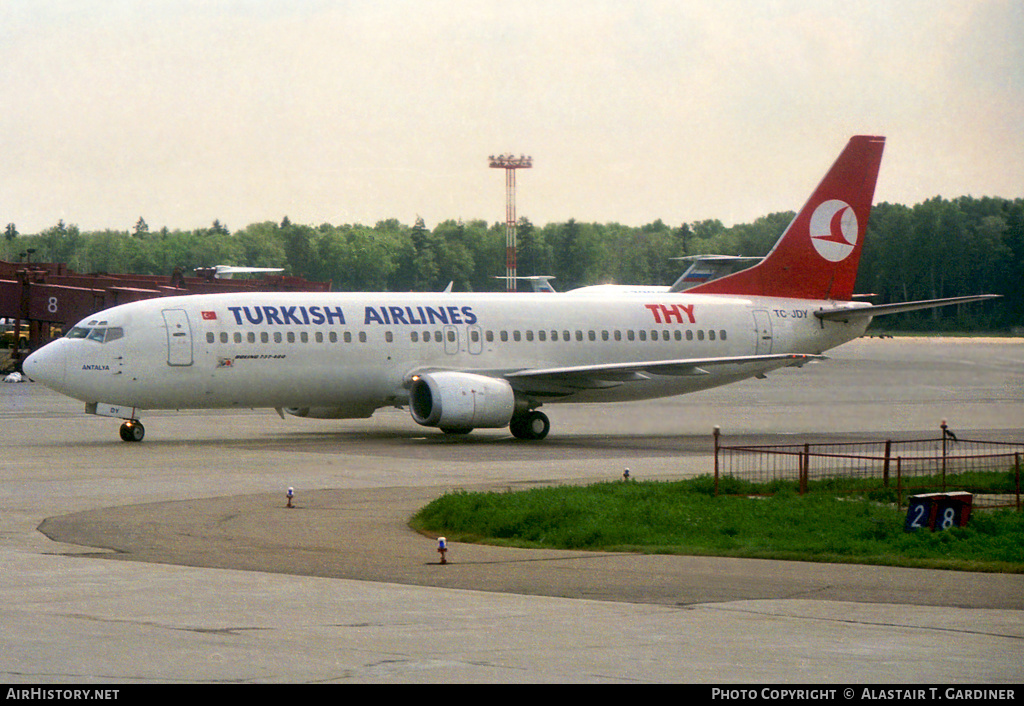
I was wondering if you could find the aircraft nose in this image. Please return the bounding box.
[23,341,66,388]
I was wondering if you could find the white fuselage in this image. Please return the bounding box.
[25,290,870,414]
[21,135,890,441]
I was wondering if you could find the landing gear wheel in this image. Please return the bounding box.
[119,420,145,442]
[509,410,550,440]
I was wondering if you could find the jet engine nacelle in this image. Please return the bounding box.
[408,371,516,431]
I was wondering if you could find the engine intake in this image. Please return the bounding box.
[409,372,515,430]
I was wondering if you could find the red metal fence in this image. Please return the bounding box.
[712,426,1023,511]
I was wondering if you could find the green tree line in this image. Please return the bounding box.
[3,195,1021,330]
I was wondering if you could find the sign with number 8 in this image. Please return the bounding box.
[904,492,973,532]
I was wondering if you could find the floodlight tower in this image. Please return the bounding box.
[489,153,532,291]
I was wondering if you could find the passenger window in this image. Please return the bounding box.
[575,330,583,342]
[720,330,727,341]
[588,331,596,342]
[513,331,521,342]
[627,330,635,341]
[359,332,367,343]
[526,330,534,342]
[206,332,215,344]
[261,332,269,343]
[385,331,393,343]
[500,330,508,342]
[697,330,705,341]
[274,332,282,343]
[471,330,480,342]
[220,332,229,344]
[486,330,494,343]
[686,330,693,341]
[709,330,716,341]
[234,332,242,344]
[248,332,256,344]
[639,330,647,342]
[537,330,546,342]
[344,332,352,343]
[411,331,419,343]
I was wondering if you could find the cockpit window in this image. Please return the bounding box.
[67,326,125,343]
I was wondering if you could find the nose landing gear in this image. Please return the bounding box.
[119,420,145,442]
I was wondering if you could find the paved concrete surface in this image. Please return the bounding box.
[2,337,1023,683]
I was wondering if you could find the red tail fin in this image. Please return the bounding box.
[687,135,885,301]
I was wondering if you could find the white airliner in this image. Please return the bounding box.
[203,265,285,279]
[520,255,762,295]
[24,136,997,442]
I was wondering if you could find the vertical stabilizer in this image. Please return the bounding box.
[687,135,885,301]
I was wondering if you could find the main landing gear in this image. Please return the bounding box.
[509,410,550,441]
[437,410,550,440]
[119,419,145,442]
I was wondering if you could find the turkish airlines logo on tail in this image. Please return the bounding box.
[809,199,858,262]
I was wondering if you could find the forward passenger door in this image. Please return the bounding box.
[162,309,193,366]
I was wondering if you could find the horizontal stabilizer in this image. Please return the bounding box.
[815,295,1002,322]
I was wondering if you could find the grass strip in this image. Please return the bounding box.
[410,475,1024,572]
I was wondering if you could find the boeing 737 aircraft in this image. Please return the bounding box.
[24,136,997,441]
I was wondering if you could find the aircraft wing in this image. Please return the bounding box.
[814,295,1001,322]
[497,353,823,397]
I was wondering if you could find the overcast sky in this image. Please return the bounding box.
[2,0,1022,235]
